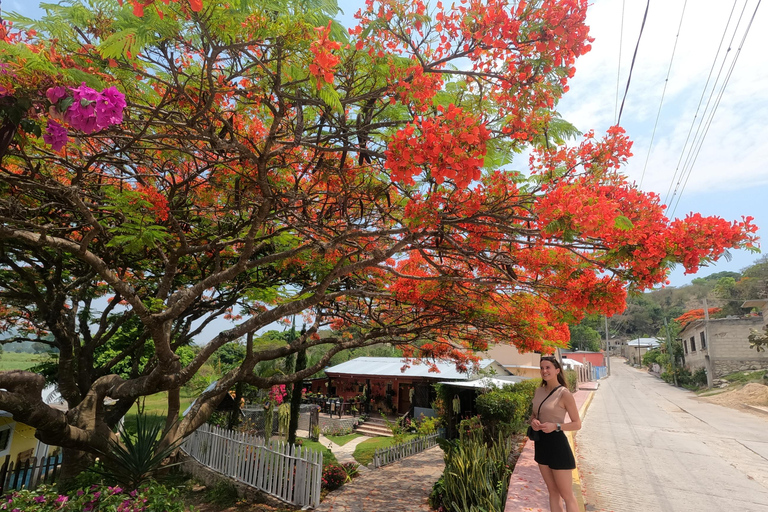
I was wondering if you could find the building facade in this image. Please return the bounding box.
[679,316,768,379]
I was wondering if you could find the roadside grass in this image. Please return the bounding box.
[723,369,766,385]
[325,433,362,446]
[697,369,767,396]
[0,352,50,371]
[352,435,418,466]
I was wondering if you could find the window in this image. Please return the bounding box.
[0,424,13,458]
[700,331,707,349]
[684,339,688,354]
[690,336,696,352]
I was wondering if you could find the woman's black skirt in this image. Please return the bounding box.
[534,430,576,470]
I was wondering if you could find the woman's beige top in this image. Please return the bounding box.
[532,385,568,424]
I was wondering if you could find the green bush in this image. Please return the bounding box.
[661,366,707,389]
[432,429,512,512]
[414,414,441,436]
[642,348,662,367]
[321,463,347,491]
[475,379,539,438]
[564,370,578,392]
[3,482,187,511]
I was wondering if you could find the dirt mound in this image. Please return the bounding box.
[703,383,768,407]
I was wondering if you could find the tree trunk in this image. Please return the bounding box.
[58,447,95,491]
[287,347,306,445]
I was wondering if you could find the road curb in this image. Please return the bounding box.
[567,389,595,512]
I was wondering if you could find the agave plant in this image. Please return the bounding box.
[94,413,182,490]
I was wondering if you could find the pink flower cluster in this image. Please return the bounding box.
[268,384,288,405]
[43,83,127,151]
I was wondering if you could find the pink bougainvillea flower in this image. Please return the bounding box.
[45,86,67,104]
[43,119,68,151]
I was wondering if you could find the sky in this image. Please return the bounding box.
[554,0,768,286]
[2,0,765,290]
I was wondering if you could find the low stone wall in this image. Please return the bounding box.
[714,359,768,377]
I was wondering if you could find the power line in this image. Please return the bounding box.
[663,0,740,208]
[668,1,747,211]
[639,0,688,188]
[669,0,761,217]
[615,0,626,125]
[616,0,650,127]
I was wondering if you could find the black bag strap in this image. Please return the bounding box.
[536,385,562,418]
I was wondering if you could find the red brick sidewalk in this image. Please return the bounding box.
[504,387,595,512]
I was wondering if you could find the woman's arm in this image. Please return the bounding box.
[560,391,581,431]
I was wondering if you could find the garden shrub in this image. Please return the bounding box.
[414,414,441,436]
[341,462,359,482]
[564,369,578,392]
[432,427,512,512]
[2,482,187,512]
[321,463,347,491]
[475,379,540,437]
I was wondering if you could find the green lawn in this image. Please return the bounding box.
[0,352,49,371]
[352,435,418,466]
[298,438,337,465]
[121,389,197,428]
[326,433,362,446]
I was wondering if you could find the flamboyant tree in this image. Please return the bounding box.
[0,0,758,477]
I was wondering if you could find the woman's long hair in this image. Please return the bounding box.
[540,356,568,388]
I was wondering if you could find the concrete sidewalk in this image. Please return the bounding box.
[504,385,596,512]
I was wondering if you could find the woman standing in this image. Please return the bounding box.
[530,356,582,512]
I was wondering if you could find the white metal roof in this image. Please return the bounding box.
[627,338,661,348]
[561,359,584,367]
[324,357,496,380]
[437,375,530,389]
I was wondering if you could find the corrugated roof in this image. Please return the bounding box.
[324,357,495,380]
[437,375,530,389]
[627,338,661,347]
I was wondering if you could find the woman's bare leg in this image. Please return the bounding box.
[552,468,579,512]
[538,464,564,512]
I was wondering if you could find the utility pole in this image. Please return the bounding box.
[663,317,677,387]
[703,298,713,388]
[604,315,611,376]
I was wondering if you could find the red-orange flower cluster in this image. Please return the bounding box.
[385,104,490,188]
[308,21,341,90]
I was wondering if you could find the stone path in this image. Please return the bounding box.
[315,445,445,512]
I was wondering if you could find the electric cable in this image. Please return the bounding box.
[639,0,688,188]
[669,1,747,211]
[670,0,761,217]
[615,0,626,125]
[616,0,650,127]
[663,0,740,208]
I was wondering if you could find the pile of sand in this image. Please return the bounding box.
[703,382,768,407]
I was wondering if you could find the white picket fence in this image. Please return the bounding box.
[182,424,323,509]
[371,433,438,468]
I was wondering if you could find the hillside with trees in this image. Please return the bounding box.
[568,256,768,348]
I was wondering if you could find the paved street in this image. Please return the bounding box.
[577,359,768,512]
